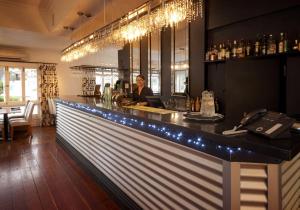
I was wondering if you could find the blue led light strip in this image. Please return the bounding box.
[59,100,253,157]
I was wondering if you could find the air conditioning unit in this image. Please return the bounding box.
[0,47,28,61]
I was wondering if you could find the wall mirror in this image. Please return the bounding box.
[171,21,189,95]
[148,31,161,95]
[130,40,141,88]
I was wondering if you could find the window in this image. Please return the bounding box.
[95,68,119,92]
[0,66,38,105]
[0,65,39,125]
[175,70,187,93]
[25,68,38,101]
[148,31,161,94]
[171,21,189,94]
[9,67,22,102]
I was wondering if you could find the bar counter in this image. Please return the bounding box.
[56,96,300,210]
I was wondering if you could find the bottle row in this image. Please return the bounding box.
[205,32,300,62]
[186,95,219,113]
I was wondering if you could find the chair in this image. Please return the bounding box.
[47,98,56,115]
[8,100,30,119]
[9,102,35,141]
[0,120,4,140]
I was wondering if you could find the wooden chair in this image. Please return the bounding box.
[47,98,56,115]
[0,120,4,140]
[8,100,30,119]
[9,102,35,141]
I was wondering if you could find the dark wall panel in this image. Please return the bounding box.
[207,6,300,44]
[161,28,172,97]
[207,0,300,30]
[140,36,149,85]
[286,57,300,116]
[207,64,226,114]
[189,13,206,97]
[118,44,131,82]
[118,45,130,71]
[224,59,281,121]
[206,0,299,120]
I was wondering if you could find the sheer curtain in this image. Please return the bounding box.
[39,64,59,126]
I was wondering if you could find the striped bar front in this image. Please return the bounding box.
[56,103,224,210]
[281,153,300,210]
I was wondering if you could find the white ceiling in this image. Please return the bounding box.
[0,0,41,7]
[0,27,70,50]
[0,0,151,51]
[0,0,160,67]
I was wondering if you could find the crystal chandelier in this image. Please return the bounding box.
[61,0,203,62]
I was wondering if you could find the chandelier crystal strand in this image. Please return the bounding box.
[61,0,202,62]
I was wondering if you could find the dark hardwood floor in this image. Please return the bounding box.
[0,127,121,210]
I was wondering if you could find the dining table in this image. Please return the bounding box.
[0,107,21,141]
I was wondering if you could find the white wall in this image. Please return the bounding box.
[25,48,82,96]
[0,45,120,96]
[24,47,119,96]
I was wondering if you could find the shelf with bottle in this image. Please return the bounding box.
[186,94,220,114]
[205,32,300,63]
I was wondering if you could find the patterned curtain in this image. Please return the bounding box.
[82,70,96,95]
[39,64,59,126]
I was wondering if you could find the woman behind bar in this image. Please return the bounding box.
[132,74,153,106]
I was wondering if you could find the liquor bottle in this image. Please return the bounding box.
[246,40,252,56]
[261,35,268,55]
[278,32,285,53]
[292,40,299,52]
[237,39,245,58]
[217,44,222,60]
[241,39,246,57]
[278,32,289,53]
[267,34,276,55]
[186,95,191,111]
[236,40,241,57]
[190,98,195,112]
[195,97,201,112]
[283,33,289,53]
[254,34,261,56]
[221,43,226,60]
[213,45,218,60]
[225,40,231,59]
[209,45,214,61]
[232,40,238,58]
[205,47,210,61]
[207,44,214,61]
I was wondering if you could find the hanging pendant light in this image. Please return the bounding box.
[61,0,203,62]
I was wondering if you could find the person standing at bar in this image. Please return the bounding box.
[132,74,153,106]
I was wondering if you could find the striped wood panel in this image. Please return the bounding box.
[281,153,300,210]
[56,104,224,210]
[240,164,268,210]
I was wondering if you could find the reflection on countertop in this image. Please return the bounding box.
[58,95,227,134]
[56,95,300,163]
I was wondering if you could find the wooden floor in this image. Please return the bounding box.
[0,127,121,210]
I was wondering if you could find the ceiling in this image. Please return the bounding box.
[0,0,150,51]
[0,0,41,6]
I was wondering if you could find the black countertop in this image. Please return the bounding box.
[56,96,300,164]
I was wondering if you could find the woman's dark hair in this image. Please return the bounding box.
[136,74,145,81]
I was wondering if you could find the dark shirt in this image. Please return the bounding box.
[132,86,154,103]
